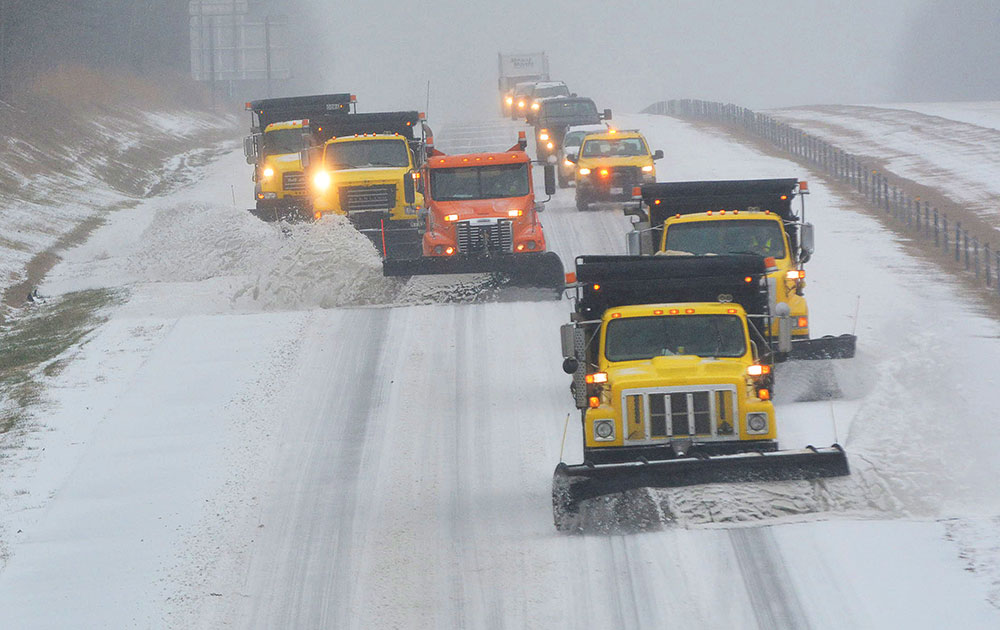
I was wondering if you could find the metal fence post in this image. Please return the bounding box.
[955,222,961,261]
[943,216,949,252]
[974,237,980,278]
[933,208,939,247]
[987,243,992,287]
[964,231,971,270]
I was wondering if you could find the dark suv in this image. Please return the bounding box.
[532,97,611,161]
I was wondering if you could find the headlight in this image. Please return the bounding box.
[578,168,591,175]
[531,102,540,110]
[538,132,550,141]
[313,171,332,191]
[593,419,615,441]
[641,165,654,173]
[564,159,573,167]
[262,167,275,178]
[747,413,769,434]
[506,96,513,105]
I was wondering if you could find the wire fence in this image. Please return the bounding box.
[643,99,1000,298]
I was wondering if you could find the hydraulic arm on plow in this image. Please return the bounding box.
[552,254,851,531]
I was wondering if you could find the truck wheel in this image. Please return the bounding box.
[575,192,589,212]
[557,172,570,189]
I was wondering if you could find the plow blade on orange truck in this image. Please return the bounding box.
[382,251,565,294]
[551,445,849,531]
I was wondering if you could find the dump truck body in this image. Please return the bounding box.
[381,138,564,291]
[244,93,356,220]
[552,254,850,530]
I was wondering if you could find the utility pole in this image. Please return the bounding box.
[264,14,272,98]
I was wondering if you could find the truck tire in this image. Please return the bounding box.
[575,191,589,212]
[558,171,570,189]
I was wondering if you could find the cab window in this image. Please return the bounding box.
[580,137,648,158]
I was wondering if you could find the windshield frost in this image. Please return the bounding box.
[605,315,747,361]
[430,163,530,200]
[325,139,409,169]
[263,129,308,155]
[664,219,787,258]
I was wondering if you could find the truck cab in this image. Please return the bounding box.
[421,149,547,257]
[310,132,424,227]
[525,81,571,122]
[659,209,809,338]
[579,300,775,462]
[254,119,314,209]
[570,130,662,210]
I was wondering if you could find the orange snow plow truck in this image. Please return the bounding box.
[380,132,565,292]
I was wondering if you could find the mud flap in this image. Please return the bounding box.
[382,251,565,294]
[552,446,850,531]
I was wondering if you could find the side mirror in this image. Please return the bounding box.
[543,164,556,196]
[565,154,578,164]
[560,323,577,358]
[602,108,613,121]
[652,149,664,161]
[299,149,310,169]
[404,172,416,205]
[627,229,642,256]
[775,302,792,354]
[799,222,815,262]
[243,136,256,164]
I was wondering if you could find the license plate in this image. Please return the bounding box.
[610,187,623,195]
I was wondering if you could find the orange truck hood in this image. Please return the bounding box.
[431,196,533,220]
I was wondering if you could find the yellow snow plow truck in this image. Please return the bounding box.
[625,178,855,360]
[552,254,851,531]
[244,93,357,221]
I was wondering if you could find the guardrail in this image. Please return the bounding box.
[643,99,1000,298]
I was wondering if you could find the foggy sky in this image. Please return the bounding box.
[294,0,931,123]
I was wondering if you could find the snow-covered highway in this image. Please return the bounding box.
[1,112,999,629]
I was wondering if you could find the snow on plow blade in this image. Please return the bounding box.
[790,334,857,360]
[552,445,849,531]
[382,251,566,291]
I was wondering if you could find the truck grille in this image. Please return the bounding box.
[622,386,737,443]
[339,185,396,212]
[606,166,640,187]
[455,219,513,254]
[282,171,306,192]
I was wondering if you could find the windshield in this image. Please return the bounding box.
[605,315,747,361]
[325,139,410,169]
[534,85,570,98]
[540,100,598,119]
[263,128,307,155]
[563,131,589,148]
[430,163,530,200]
[664,220,787,258]
[580,137,648,158]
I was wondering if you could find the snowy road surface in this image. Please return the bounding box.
[1,113,1000,628]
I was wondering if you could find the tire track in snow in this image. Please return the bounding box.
[730,528,812,630]
[242,308,392,629]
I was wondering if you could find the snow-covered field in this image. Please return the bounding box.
[1,109,1000,628]
[768,103,1000,233]
[0,99,237,304]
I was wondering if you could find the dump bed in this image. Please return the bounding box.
[248,93,354,130]
[641,178,800,241]
[574,254,769,320]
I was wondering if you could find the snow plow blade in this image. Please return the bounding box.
[552,445,849,530]
[382,251,565,291]
[790,334,856,360]
[248,204,311,223]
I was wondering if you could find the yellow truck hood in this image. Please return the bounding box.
[331,166,409,187]
[607,355,748,391]
[264,152,305,171]
[578,155,653,170]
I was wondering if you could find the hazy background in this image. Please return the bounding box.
[294,0,993,122]
[0,0,997,118]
